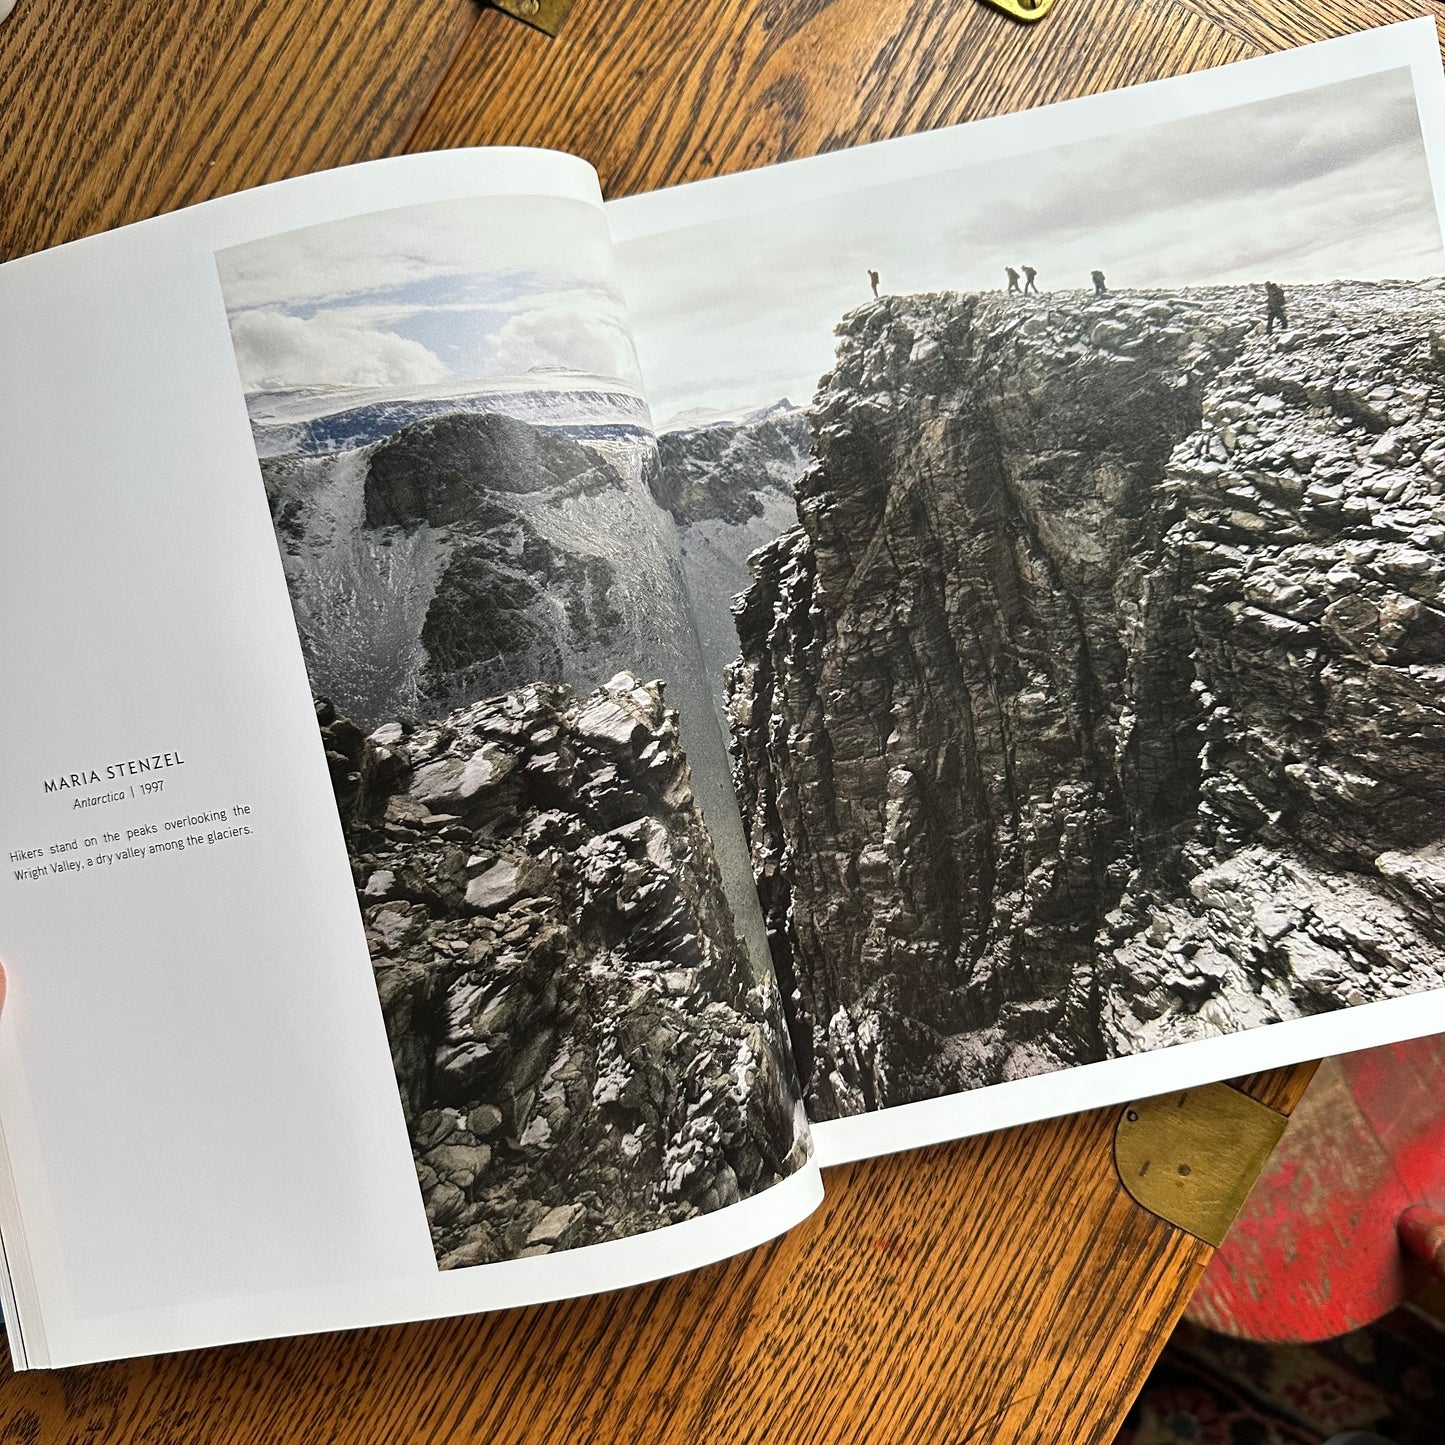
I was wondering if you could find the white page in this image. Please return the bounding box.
[607,19,1445,1167]
[0,149,820,1370]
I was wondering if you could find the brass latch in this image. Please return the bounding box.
[491,0,577,35]
[1115,1082,1288,1246]
[980,0,1058,21]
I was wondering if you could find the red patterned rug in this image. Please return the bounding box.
[1115,1310,1445,1445]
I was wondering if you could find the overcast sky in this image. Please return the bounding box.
[617,69,1445,425]
[216,194,644,397]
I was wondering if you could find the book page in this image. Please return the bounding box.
[607,19,1445,1167]
[0,149,818,1370]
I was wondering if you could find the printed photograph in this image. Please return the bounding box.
[216,194,810,1269]
[615,69,1445,1121]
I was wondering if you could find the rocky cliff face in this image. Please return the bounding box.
[729,284,1445,1118]
[653,403,812,724]
[266,405,780,1003]
[320,672,808,1268]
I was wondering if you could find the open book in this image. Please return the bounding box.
[4,19,1445,1370]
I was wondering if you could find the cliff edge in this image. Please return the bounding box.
[729,284,1445,1118]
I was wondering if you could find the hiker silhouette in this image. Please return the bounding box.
[1265,281,1289,335]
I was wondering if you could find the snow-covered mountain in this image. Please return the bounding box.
[257,401,782,985]
[262,410,695,731]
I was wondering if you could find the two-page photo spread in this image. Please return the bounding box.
[2,20,1445,1367]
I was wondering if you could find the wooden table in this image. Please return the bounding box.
[7,0,1434,1437]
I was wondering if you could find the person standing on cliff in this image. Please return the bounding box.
[1092,269,1107,295]
[1006,266,1021,294]
[868,269,880,299]
[1022,265,1039,295]
[1265,281,1289,335]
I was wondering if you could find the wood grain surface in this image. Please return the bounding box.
[410,0,1445,197]
[0,0,475,261]
[0,0,1400,1436]
[0,1073,1312,1445]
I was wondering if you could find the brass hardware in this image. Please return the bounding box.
[980,0,1058,22]
[1115,1083,1288,1246]
[492,0,577,36]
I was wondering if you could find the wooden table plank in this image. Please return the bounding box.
[412,0,1243,195]
[0,0,477,261]
[0,1068,1314,1445]
[0,0,1345,1438]
[1172,0,1444,50]
[407,0,1444,199]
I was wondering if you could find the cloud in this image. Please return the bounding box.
[492,306,643,385]
[216,195,616,313]
[971,73,1423,249]
[620,67,1444,418]
[217,195,642,395]
[227,308,448,393]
